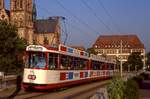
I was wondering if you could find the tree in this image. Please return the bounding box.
[0,21,26,73]
[124,79,139,99]
[127,52,143,71]
[107,77,140,99]
[107,77,125,99]
[86,48,98,55]
[146,52,150,70]
[123,61,129,71]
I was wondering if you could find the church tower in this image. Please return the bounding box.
[10,0,34,44]
[0,0,4,9]
[0,0,9,22]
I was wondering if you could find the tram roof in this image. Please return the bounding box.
[26,44,89,59]
[90,54,116,64]
[26,45,116,64]
[59,44,89,59]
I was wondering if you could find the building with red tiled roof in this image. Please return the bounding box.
[93,35,146,65]
[69,46,85,51]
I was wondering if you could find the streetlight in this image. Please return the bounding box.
[128,64,130,72]
[120,40,123,77]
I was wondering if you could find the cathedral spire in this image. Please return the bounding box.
[32,0,37,22]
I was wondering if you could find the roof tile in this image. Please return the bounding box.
[93,35,144,49]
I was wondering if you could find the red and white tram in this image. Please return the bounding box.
[22,44,116,90]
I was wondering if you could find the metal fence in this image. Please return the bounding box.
[0,74,16,90]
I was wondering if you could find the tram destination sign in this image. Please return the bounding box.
[27,45,44,51]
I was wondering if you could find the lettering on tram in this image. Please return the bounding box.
[27,45,43,51]
[22,44,117,91]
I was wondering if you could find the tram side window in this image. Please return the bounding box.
[73,58,79,70]
[108,64,114,70]
[73,57,87,70]
[99,62,103,70]
[49,53,57,69]
[92,61,104,70]
[68,56,74,69]
[112,64,114,70]
[101,63,106,70]
[27,52,46,69]
[92,61,100,70]
[60,55,69,69]
[79,59,88,70]
[60,55,88,70]
[108,64,111,70]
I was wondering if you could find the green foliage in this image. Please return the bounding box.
[124,79,139,99]
[127,52,143,71]
[86,48,98,55]
[0,21,26,74]
[146,52,150,66]
[123,61,129,71]
[132,75,144,88]
[107,76,140,99]
[140,72,150,80]
[107,77,125,99]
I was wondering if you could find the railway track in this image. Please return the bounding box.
[13,80,109,99]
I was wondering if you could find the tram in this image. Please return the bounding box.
[22,44,116,90]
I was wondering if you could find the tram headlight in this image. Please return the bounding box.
[28,75,36,80]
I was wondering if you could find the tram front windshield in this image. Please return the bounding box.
[26,52,46,69]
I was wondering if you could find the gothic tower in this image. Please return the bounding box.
[0,0,4,9]
[10,0,34,44]
[0,0,9,22]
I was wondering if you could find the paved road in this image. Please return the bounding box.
[140,89,150,99]
[17,81,108,99]
[0,80,109,99]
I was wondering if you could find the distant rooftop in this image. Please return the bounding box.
[34,17,59,33]
[69,46,86,51]
[93,35,145,49]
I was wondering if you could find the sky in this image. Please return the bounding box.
[5,0,150,51]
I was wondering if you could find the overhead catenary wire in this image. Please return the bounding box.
[36,2,94,45]
[55,0,100,35]
[36,0,108,48]
[81,0,114,33]
[97,0,122,33]
[97,0,124,76]
[36,3,69,45]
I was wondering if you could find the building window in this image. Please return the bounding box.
[20,0,23,8]
[98,49,103,54]
[14,0,17,9]
[0,1,1,7]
